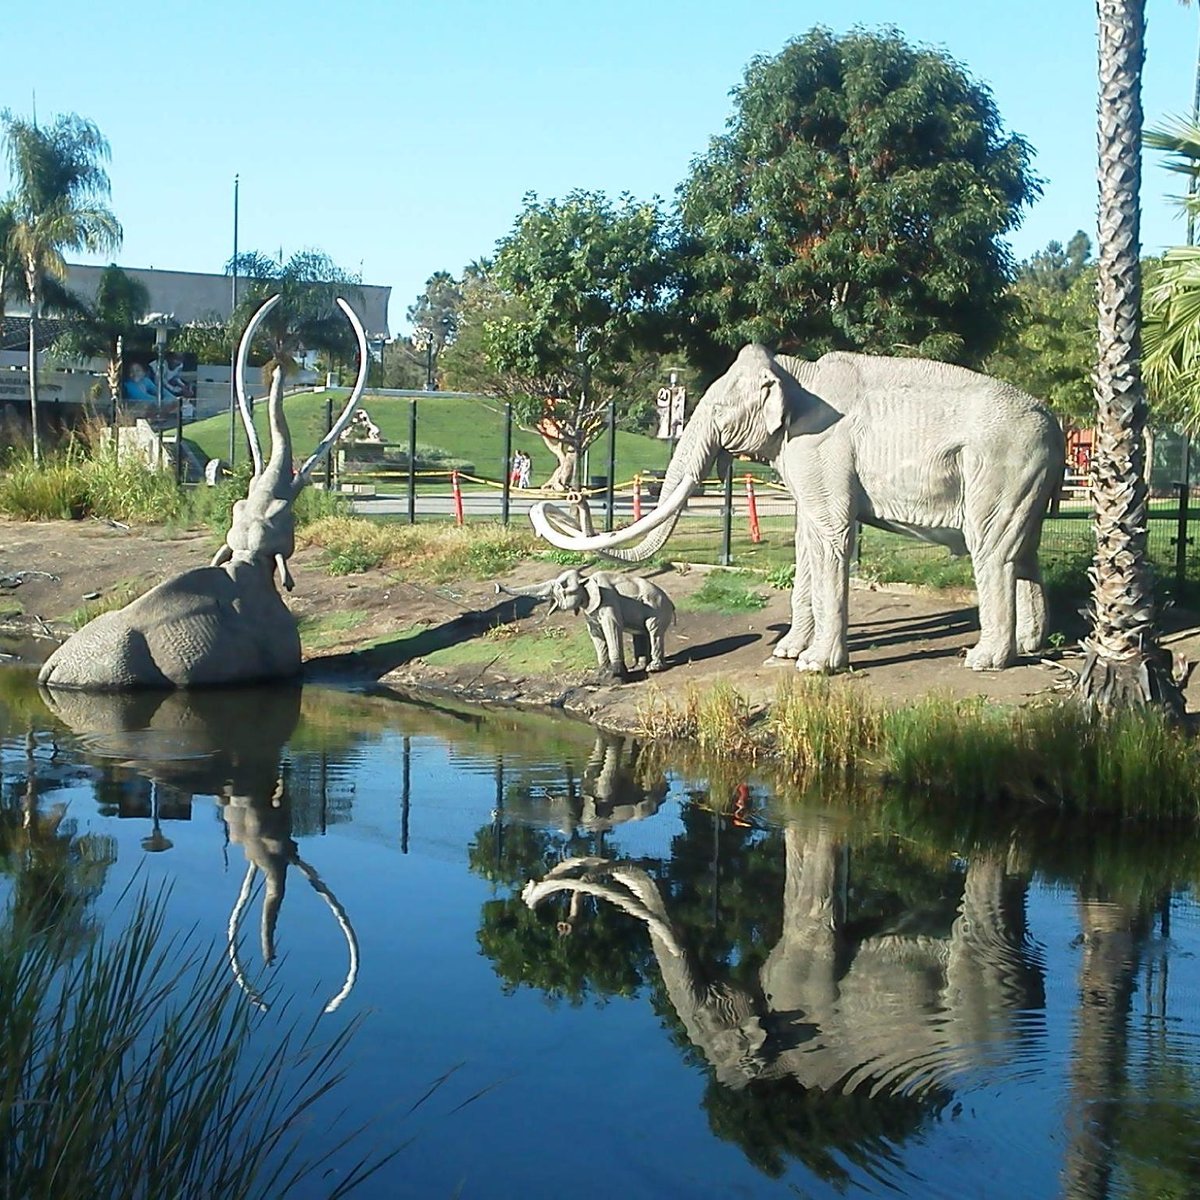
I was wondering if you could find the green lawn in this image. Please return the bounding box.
[187,390,684,486]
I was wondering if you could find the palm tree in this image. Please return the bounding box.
[228,249,362,380]
[1079,0,1184,715]
[0,111,122,463]
[50,264,149,424]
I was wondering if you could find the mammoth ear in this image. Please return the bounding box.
[761,371,788,436]
[583,578,603,615]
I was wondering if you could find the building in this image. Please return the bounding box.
[1,262,392,420]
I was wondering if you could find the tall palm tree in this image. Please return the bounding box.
[0,111,122,462]
[50,264,149,424]
[1079,0,1184,715]
[228,248,362,379]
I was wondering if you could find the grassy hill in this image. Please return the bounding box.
[186,390,683,486]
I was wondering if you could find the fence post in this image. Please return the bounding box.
[324,397,334,492]
[605,400,617,532]
[633,473,642,522]
[1175,480,1191,597]
[452,470,464,526]
[407,398,417,526]
[720,459,734,566]
[745,474,761,543]
[501,401,513,527]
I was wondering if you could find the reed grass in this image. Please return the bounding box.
[0,886,392,1199]
[642,677,1200,822]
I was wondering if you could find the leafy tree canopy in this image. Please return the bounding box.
[481,189,676,455]
[407,270,463,387]
[676,26,1040,369]
[984,232,1097,427]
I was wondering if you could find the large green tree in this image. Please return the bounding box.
[676,26,1040,370]
[480,190,675,487]
[1078,0,1182,715]
[0,111,122,462]
[50,264,149,422]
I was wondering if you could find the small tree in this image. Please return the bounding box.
[482,190,674,488]
[407,271,462,389]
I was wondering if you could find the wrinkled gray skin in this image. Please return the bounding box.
[531,347,1065,672]
[498,568,674,679]
[524,820,1044,1094]
[38,295,368,691]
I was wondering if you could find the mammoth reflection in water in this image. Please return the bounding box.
[523,818,1044,1095]
[38,685,359,1013]
[504,733,668,836]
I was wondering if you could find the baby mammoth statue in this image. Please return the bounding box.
[498,569,674,681]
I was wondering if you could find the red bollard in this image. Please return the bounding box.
[745,475,761,543]
[633,473,642,522]
[452,470,464,526]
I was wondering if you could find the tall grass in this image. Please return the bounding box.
[297,516,539,581]
[641,677,1200,822]
[0,887,391,1199]
[0,448,344,531]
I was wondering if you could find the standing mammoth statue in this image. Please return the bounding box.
[498,568,674,680]
[38,295,369,690]
[530,347,1065,672]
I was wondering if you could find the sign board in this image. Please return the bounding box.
[655,384,686,440]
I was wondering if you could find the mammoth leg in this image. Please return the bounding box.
[584,615,616,677]
[795,520,853,673]
[1015,554,1047,655]
[630,627,651,668]
[772,521,814,659]
[644,616,667,672]
[596,609,626,678]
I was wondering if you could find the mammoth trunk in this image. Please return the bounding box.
[529,417,720,561]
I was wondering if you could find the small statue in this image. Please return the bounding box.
[498,568,674,681]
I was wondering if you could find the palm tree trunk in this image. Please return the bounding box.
[1078,0,1183,716]
[26,307,41,466]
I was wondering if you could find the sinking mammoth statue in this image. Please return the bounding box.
[38,294,370,690]
[531,347,1065,672]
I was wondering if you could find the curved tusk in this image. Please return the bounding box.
[235,294,282,478]
[529,478,694,551]
[292,855,361,1014]
[294,297,370,489]
[227,863,270,1012]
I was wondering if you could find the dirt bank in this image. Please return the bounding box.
[3,518,1199,732]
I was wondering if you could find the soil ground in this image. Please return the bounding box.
[4,518,1200,732]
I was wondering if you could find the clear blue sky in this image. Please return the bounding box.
[4,0,1199,334]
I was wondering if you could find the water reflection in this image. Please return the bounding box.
[7,672,1200,1196]
[39,685,359,1013]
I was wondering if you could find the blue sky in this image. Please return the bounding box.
[3,0,1198,333]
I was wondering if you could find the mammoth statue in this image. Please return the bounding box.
[523,820,1045,1096]
[498,568,674,680]
[39,684,359,1013]
[38,294,369,690]
[530,347,1065,672]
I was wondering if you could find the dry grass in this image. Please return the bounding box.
[297,517,540,581]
